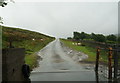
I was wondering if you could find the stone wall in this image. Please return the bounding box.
[2,48,25,81]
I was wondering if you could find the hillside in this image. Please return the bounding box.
[2,25,55,69]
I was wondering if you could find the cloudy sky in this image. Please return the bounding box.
[0,0,118,38]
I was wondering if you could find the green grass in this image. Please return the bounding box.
[61,39,108,62]
[25,54,38,69]
[23,39,54,69]
[2,26,55,69]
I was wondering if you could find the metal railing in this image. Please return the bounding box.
[95,46,120,81]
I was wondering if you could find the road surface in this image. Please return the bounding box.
[30,39,96,81]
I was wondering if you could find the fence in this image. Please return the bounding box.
[95,45,120,82]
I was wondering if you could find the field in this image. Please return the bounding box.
[2,26,55,69]
[60,39,108,63]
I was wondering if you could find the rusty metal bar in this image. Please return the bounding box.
[95,47,100,72]
[95,71,99,83]
[108,47,113,80]
[113,45,119,80]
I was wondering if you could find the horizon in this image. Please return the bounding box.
[0,2,118,38]
[1,24,119,39]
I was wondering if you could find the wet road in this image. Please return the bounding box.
[30,39,96,81]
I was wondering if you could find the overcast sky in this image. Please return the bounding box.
[0,1,118,38]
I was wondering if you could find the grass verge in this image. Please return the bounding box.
[2,26,55,70]
[24,39,54,70]
[60,39,108,63]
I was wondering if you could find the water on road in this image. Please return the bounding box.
[30,39,96,81]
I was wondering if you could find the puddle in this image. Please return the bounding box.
[52,54,65,63]
[60,68,69,70]
[53,59,65,63]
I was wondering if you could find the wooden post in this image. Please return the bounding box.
[108,47,113,80]
[95,47,100,72]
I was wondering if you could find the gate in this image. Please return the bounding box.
[95,45,120,82]
[113,45,120,81]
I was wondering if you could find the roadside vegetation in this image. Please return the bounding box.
[2,26,55,69]
[61,31,120,63]
[72,32,120,44]
[61,39,108,63]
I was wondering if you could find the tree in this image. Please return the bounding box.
[91,33,96,40]
[85,33,91,39]
[67,37,72,40]
[0,0,7,24]
[79,32,86,40]
[106,34,117,41]
[73,31,89,40]
[118,36,120,43]
[0,0,14,24]
[0,0,14,7]
[90,33,106,42]
[73,32,80,40]
[0,0,8,7]
[94,34,106,42]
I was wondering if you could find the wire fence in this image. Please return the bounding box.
[112,46,120,81]
[95,45,120,82]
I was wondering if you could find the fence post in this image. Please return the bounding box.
[95,71,99,83]
[113,45,118,80]
[95,47,100,72]
[108,47,113,80]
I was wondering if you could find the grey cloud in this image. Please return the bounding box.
[0,2,118,38]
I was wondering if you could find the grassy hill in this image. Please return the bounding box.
[2,25,55,69]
